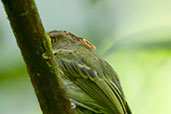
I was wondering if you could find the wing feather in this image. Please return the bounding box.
[59,60,127,114]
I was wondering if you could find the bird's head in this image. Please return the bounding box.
[48,30,95,51]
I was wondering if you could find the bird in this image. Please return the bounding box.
[48,30,132,114]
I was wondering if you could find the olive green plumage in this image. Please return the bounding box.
[49,30,132,114]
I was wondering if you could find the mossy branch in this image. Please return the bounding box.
[1,0,73,114]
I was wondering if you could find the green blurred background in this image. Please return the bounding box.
[0,0,171,114]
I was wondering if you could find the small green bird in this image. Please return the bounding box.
[48,30,132,114]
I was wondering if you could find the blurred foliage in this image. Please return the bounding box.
[0,0,171,114]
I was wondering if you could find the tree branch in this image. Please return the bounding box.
[1,0,73,114]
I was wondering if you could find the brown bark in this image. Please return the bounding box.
[1,0,73,114]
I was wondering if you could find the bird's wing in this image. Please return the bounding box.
[61,77,105,114]
[59,59,128,114]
